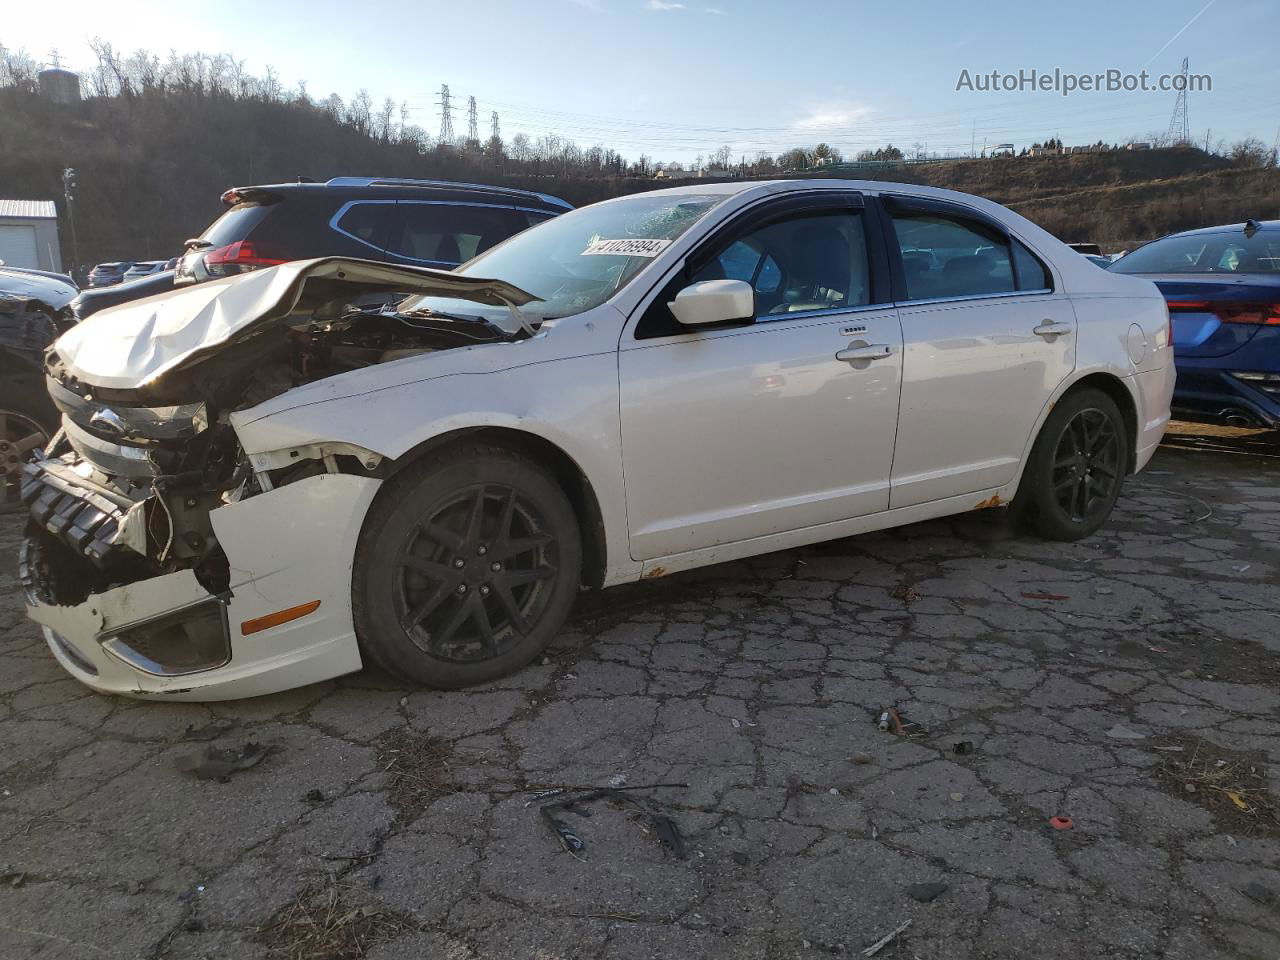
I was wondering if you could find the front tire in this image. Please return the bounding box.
[1018,388,1129,541]
[0,375,57,514]
[352,444,582,689]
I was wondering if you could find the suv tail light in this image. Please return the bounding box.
[201,241,287,277]
[1166,299,1280,326]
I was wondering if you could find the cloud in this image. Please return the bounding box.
[791,103,876,132]
[703,5,727,12]
[570,0,602,8]
[646,0,686,9]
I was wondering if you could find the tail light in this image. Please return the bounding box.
[1166,299,1280,326]
[201,241,287,277]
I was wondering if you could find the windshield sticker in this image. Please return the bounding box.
[581,238,673,258]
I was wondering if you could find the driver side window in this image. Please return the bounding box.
[691,211,870,316]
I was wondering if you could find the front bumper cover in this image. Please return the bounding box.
[21,473,380,701]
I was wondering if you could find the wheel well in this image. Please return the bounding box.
[1060,373,1139,473]
[388,427,608,589]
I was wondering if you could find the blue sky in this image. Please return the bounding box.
[4,0,1276,162]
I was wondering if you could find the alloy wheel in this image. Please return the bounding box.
[0,410,48,513]
[1051,407,1122,524]
[393,484,558,662]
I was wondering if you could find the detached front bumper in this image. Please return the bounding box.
[21,473,380,701]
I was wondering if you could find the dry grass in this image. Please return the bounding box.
[257,873,413,960]
[372,728,453,822]
[1157,740,1280,837]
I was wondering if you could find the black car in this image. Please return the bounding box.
[71,177,572,319]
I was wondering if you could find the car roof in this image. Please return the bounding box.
[1161,219,1280,239]
[231,177,572,212]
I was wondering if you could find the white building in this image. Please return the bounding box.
[0,200,63,272]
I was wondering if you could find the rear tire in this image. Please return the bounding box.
[352,444,582,689]
[1017,388,1129,541]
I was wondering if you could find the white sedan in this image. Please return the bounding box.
[22,180,1173,700]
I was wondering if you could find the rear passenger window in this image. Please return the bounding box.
[334,202,394,253]
[1012,239,1053,290]
[892,213,1015,300]
[388,204,534,266]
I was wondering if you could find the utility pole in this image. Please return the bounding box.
[466,96,479,145]
[971,121,976,158]
[61,166,80,278]
[1204,128,1211,152]
[437,84,454,145]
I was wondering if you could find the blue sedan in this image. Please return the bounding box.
[1110,219,1280,428]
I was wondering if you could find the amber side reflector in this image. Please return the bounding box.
[241,600,321,636]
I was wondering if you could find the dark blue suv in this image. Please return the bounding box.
[71,177,572,319]
[1110,219,1280,428]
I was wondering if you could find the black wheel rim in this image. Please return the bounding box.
[1051,407,1122,523]
[0,410,48,512]
[393,484,558,663]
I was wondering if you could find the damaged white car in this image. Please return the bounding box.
[20,180,1174,700]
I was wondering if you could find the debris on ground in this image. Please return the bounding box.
[890,583,919,603]
[953,741,974,756]
[875,706,925,737]
[302,789,325,804]
[1156,740,1280,836]
[849,753,874,765]
[174,742,270,781]
[1106,724,1147,740]
[539,786,688,860]
[862,919,911,957]
[907,881,948,903]
[257,872,412,960]
[1049,816,1074,830]
[371,728,452,822]
[1020,591,1070,601]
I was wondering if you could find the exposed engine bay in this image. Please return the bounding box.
[21,259,537,613]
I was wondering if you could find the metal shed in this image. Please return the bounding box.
[0,200,63,273]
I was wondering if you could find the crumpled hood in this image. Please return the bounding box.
[54,257,539,390]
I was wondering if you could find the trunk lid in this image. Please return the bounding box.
[1147,274,1280,359]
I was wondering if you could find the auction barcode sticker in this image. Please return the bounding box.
[581,238,673,257]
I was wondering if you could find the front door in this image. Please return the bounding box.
[619,203,903,561]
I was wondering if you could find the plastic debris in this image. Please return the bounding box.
[1232,563,1251,573]
[949,792,964,802]
[907,881,948,903]
[1049,816,1074,830]
[862,919,911,957]
[607,774,627,788]
[174,742,269,781]
[1106,724,1147,740]
[877,711,891,732]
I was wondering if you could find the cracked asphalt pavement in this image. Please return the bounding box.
[2,424,1279,960]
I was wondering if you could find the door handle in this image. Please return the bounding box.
[835,343,893,362]
[1033,320,1073,338]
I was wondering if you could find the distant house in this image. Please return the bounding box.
[654,168,703,180]
[990,143,1016,157]
[1126,142,1152,151]
[0,200,62,272]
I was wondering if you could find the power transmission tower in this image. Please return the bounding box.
[467,96,479,144]
[48,49,64,68]
[437,84,454,144]
[1165,57,1190,145]
[490,111,501,141]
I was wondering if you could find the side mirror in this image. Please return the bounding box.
[667,279,755,327]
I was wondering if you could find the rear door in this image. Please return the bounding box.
[618,193,903,560]
[881,195,1076,508]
